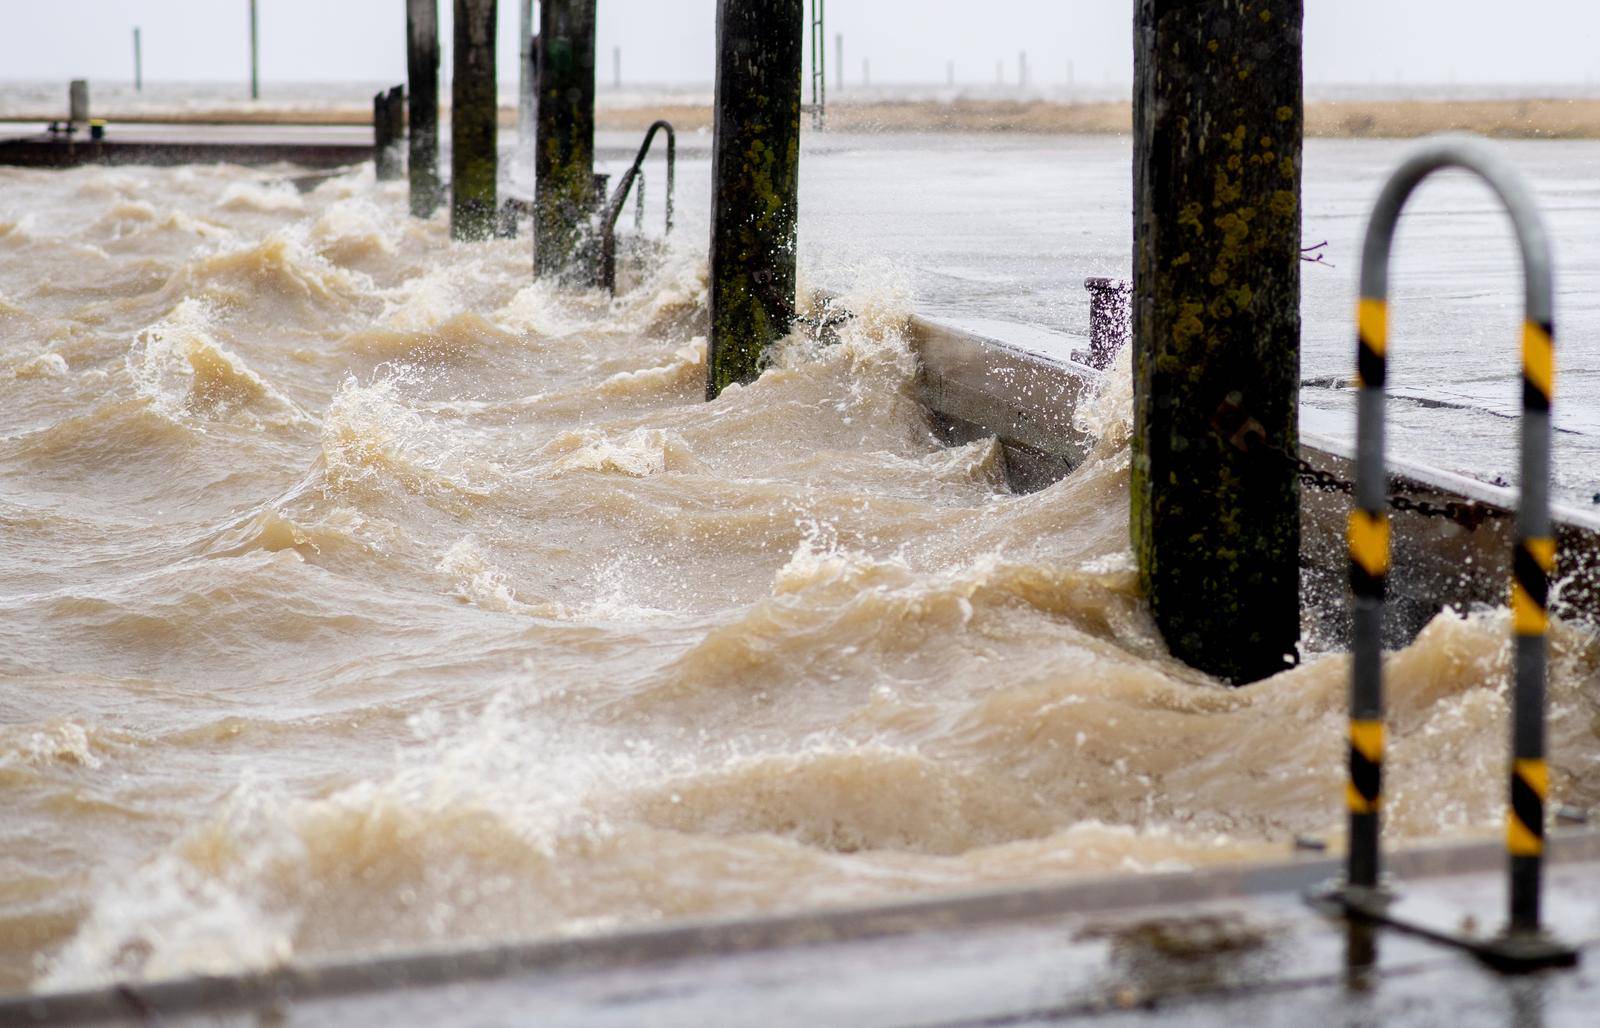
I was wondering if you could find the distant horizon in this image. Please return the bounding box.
[10,76,1600,94]
[5,2,1600,93]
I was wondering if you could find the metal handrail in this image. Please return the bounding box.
[809,0,826,130]
[1337,135,1572,968]
[597,119,675,292]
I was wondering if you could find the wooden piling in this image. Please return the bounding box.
[534,0,597,278]
[1131,0,1304,684]
[68,80,88,125]
[451,0,498,241]
[407,0,441,218]
[373,85,405,181]
[517,0,537,175]
[707,0,803,399]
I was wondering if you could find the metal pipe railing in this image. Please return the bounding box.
[1342,135,1570,965]
[597,119,675,292]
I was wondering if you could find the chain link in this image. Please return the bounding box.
[1293,453,1508,528]
[1211,393,1509,530]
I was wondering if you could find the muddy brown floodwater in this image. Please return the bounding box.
[2,163,1599,994]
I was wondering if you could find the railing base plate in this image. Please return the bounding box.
[1308,881,1580,973]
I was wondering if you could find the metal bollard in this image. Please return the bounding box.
[1079,277,1130,370]
[1341,135,1573,968]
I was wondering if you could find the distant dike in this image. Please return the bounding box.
[15,98,1600,138]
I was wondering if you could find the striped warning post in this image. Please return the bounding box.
[1347,291,1390,892]
[1346,137,1556,936]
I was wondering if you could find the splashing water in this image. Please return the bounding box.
[2,162,1599,996]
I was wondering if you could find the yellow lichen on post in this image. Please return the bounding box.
[450,0,498,241]
[535,0,598,279]
[707,0,804,399]
[1132,0,1304,684]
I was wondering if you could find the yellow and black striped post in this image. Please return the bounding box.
[1510,315,1555,933]
[1348,136,1556,937]
[1347,294,1389,892]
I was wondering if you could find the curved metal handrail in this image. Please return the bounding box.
[598,119,675,292]
[1343,136,1563,953]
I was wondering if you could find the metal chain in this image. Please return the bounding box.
[1211,394,1509,530]
[1293,452,1508,528]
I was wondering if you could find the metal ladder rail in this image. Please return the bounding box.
[808,0,826,130]
[1328,134,1574,971]
[596,120,675,293]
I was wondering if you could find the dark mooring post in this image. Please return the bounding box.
[518,0,536,171]
[406,0,441,218]
[707,0,803,399]
[68,80,89,126]
[373,85,405,181]
[1131,0,1304,684]
[535,0,597,278]
[451,0,498,240]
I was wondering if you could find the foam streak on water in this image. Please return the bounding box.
[2,162,1599,995]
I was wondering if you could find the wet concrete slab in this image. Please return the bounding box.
[6,832,1598,1025]
[0,124,375,169]
[0,124,708,173]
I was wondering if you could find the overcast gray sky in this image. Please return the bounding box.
[3,1,1599,88]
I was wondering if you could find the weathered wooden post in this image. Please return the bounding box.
[249,0,260,100]
[133,28,143,92]
[613,46,622,89]
[407,0,441,218]
[373,85,405,181]
[707,0,803,399]
[517,0,537,178]
[534,0,597,278]
[68,80,89,126]
[1131,0,1304,684]
[835,33,843,91]
[451,0,498,241]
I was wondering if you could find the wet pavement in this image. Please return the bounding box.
[593,130,1600,508]
[10,833,1599,1025]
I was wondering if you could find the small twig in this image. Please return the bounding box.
[1300,239,1333,268]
